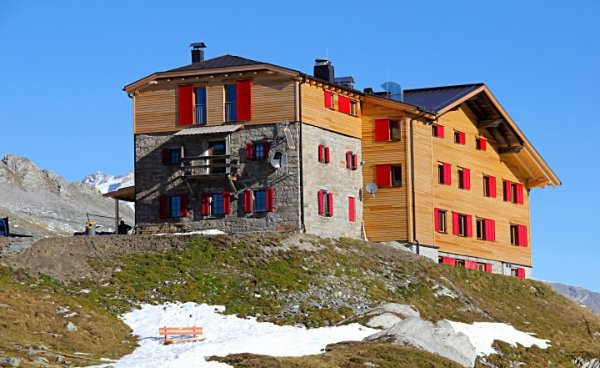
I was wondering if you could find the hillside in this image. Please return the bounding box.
[0,154,134,237]
[1,233,599,367]
[550,282,600,315]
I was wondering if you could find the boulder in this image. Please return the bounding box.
[0,357,21,367]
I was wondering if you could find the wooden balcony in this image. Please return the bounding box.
[180,155,238,180]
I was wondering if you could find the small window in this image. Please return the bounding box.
[350,100,358,116]
[476,218,485,240]
[254,190,267,212]
[510,224,518,245]
[432,124,444,138]
[477,263,486,272]
[483,176,491,197]
[438,163,451,185]
[511,183,518,204]
[476,137,487,151]
[195,87,207,125]
[391,165,402,187]
[318,145,330,164]
[211,193,224,216]
[454,131,466,145]
[169,196,181,218]
[318,190,334,217]
[435,209,447,233]
[324,91,335,109]
[390,120,401,141]
[457,214,467,236]
[346,152,359,171]
[225,84,237,122]
[458,168,465,189]
[169,148,181,165]
[254,143,266,160]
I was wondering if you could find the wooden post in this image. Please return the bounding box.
[115,199,120,234]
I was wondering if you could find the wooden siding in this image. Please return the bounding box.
[431,105,532,266]
[361,104,408,242]
[133,75,296,134]
[300,83,362,138]
[411,118,435,246]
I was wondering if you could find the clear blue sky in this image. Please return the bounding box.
[1,1,598,291]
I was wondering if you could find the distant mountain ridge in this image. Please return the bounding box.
[549,282,600,315]
[82,171,134,194]
[0,154,134,237]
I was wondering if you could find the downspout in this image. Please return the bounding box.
[298,80,305,232]
[409,110,428,255]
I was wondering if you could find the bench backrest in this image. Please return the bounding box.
[159,327,203,336]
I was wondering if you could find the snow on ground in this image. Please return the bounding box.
[447,321,550,356]
[92,302,378,368]
[154,229,226,237]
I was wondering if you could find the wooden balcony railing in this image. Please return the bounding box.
[180,155,238,179]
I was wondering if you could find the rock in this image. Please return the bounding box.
[54,356,65,364]
[573,357,600,368]
[64,321,77,332]
[30,356,49,367]
[0,303,9,308]
[365,316,477,368]
[432,283,458,299]
[367,313,403,329]
[0,357,21,367]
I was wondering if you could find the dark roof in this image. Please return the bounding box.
[166,54,265,72]
[403,83,484,113]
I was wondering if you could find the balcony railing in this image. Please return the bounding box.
[180,155,238,178]
[225,101,237,122]
[195,104,207,125]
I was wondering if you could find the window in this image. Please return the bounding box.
[169,196,180,218]
[243,188,274,214]
[511,268,526,279]
[456,259,466,268]
[348,197,356,222]
[504,180,524,204]
[350,100,358,116]
[438,162,451,185]
[165,195,189,218]
[476,218,496,241]
[346,152,359,171]
[211,193,224,216]
[318,190,334,217]
[503,180,512,202]
[454,131,466,145]
[376,164,401,187]
[254,190,267,212]
[195,87,207,125]
[201,192,230,217]
[338,96,358,115]
[318,145,330,164]
[452,212,472,237]
[477,263,487,272]
[434,208,447,233]
[476,137,487,151]
[209,141,227,174]
[432,124,445,138]
[324,90,334,109]
[225,84,237,121]
[458,168,470,190]
[162,147,181,165]
[476,218,484,240]
[510,183,518,203]
[483,175,496,197]
[254,143,266,160]
[440,256,456,266]
[510,224,528,247]
[374,119,401,142]
[246,141,270,161]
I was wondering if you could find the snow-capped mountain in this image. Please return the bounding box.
[82,171,134,194]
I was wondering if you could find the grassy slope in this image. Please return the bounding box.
[2,234,599,367]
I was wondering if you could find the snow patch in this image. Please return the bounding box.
[92,302,378,368]
[154,230,226,236]
[447,321,550,356]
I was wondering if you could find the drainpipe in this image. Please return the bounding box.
[298,80,305,232]
[409,110,428,255]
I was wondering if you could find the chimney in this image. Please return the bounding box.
[190,42,206,63]
[314,58,334,83]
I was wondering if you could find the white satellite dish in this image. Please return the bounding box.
[270,151,285,169]
[284,127,296,150]
[365,182,378,198]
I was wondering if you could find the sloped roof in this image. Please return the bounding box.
[166,54,264,72]
[403,84,484,113]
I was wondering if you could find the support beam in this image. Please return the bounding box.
[478,119,503,128]
[114,199,120,234]
[499,146,524,154]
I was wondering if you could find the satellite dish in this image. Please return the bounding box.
[381,81,403,102]
[365,182,378,198]
[270,151,284,169]
[284,127,296,150]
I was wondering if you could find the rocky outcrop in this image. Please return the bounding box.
[573,357,600,368]
[550,282,600,315]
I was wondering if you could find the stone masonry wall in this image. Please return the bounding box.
[135,122,302,233]
[438,250,532,279]
[301,123,363,239]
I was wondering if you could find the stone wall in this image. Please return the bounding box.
[135,122,302,233]
[300,123,363,239]
[438,250,532,279]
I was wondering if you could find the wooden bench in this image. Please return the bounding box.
[159,326,204,345]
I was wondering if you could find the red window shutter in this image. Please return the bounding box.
[516,268,526,279]
[236,80,252,121]
[463,168,471,190]
[489,176,497,198]
[375,165,392,187]
[442,257,456,266]
[318,144,324,162]
[352,154,358,171]
[180,194,188,217]
[459,132,466,145]
[374,119,390,142]
[223,192,231,215]
[478,138,487,151]
[437,125,445,138]
[434,208,440,231]
[485,219,496,241]
[246,142,254,160]
[323,91,333,109]
[503,180,512,202]
[324,146,330,163]
[452,212,460,235]
[244,190,253,213]
[318,190,324,215]
[327,192,334,216]
[201,193,210,216]
[515,183,524,204]
[263,142,270,161]
[338,95,350,114]
[177,85,194,126]
[162,148,169,165]
[266,188,275,212]
[518,225,528,247]
[443,163,452,185]
[348,197,356,222]
[466,261,477,270]
[465,215,473,237]
[159,195,167,219]
[346,152,352,169]
[485,264,492,273]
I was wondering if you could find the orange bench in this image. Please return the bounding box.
[159,326,204,345]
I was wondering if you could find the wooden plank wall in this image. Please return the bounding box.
[431,105,532,266]
[133,75,296,134]
[411,119,435,246]
[300,83,362,138]
[361,104,408,242]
